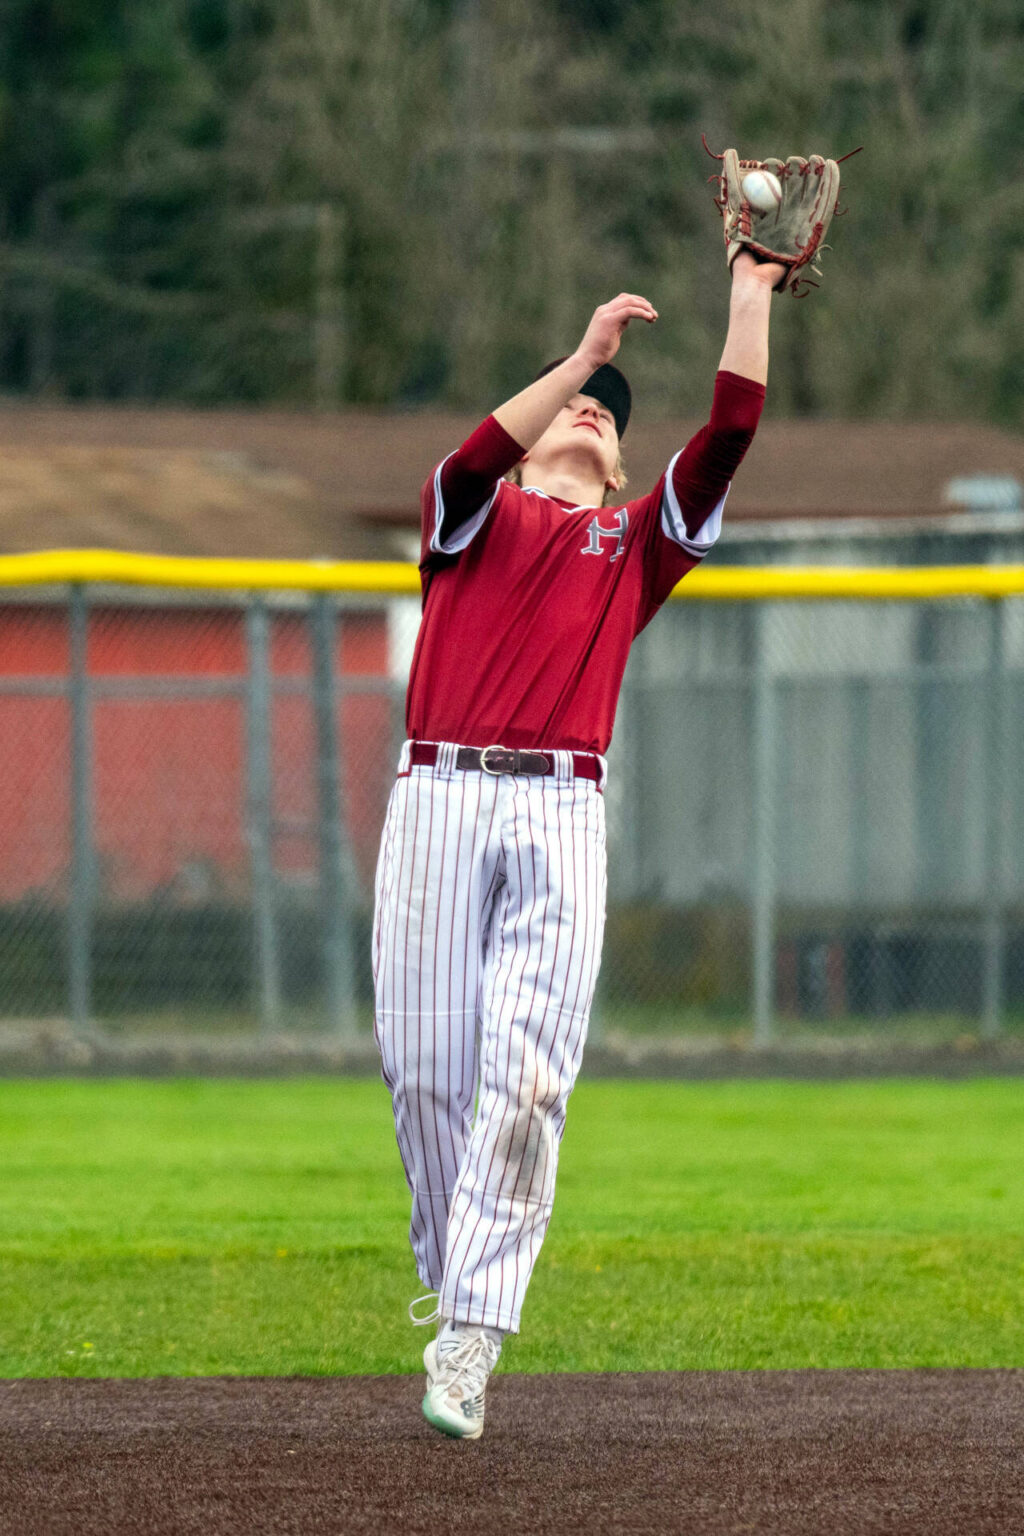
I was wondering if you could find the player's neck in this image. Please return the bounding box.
[522,468,607,508]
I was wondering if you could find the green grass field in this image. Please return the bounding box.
[1,1077,1022,1377]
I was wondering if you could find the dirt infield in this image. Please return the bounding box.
[1,1371,1021,1535]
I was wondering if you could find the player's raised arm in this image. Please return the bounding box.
[662,140,851,539]
[492,293,657,449]
[717,251,786,385]
[653,255,777,566]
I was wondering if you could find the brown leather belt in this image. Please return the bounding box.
[409,742,601,782]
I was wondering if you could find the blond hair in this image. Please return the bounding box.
[505,454,628,508]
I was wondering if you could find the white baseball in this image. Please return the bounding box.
[741,170,783,214]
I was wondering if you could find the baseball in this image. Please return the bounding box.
[741,170,783,214]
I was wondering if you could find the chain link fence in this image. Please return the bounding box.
[608,593,1023,1044]
[0,567,1021,1049]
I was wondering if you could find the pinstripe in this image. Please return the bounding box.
[430,766,471,1255]
[514,785,569,1201]
[442,771,487,1196]
[372,781,405,1100]
[383,775,413,1053]
[565,780,593,1065]
[420,767,455,1282]
[440,772,468,1209]
[389,769,442,1283]
[445,846,514,1317]
[382,762,486,1286]
[456,770,486,1112]
[499,782,565,1318]
[443,773,600,1329]
[485,778,541,1318]
[371,786,396,987]
[374,742,608,1334]
[555,777,589,1100]
[556,784,606,1144]
[371,782,399,1011]
[448,780,568,1320]
[546,779,591,1160]
[496,781,557,1311]
[403,773,430,1269]
[417,770,445,1278]
[532,784,596,1249]
[466,774,500,1059]
[377,781,404,1012]
[531,794,572,1218]
[531,784,579,1195]
[442,818,519,1313]
[530,781,596,1293]
[465,778,524,1191]
[379,774,422,1238]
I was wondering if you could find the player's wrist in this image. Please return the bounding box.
[730,252,784,290]
[567,345,607,377]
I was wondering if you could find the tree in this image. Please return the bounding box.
[0,0,1020,421]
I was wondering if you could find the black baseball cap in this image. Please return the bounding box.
[535,357,632,439]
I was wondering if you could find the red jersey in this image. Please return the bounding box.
[406,369,765,755]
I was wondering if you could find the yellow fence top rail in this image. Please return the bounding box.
[1,549,1024,600]
[0,550,421,594]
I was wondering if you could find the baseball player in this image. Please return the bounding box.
[372,148,845,1439]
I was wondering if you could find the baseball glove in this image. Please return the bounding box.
[703,138,857,295]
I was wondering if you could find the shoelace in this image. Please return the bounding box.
[434,1330,501,1398]
[408,1291,441,1327]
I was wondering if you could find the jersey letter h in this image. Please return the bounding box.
[580,509,628,563]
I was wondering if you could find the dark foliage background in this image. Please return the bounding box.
[1,0,1021,420]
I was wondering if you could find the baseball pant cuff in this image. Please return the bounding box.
[440,1304,520,1335]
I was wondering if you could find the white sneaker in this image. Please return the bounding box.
[423,1335,440,1389]
[421,1325,502,1441]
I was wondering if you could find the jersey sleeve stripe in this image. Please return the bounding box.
[660,449,729,558]
[429,454,501,556]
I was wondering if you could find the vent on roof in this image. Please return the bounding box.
[943,475,1022,513]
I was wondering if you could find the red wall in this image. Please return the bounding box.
[0,603,392,904]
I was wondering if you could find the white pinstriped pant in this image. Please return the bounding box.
[372,740,607,1333]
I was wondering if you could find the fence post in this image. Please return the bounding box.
[68,583,95,1036]
[751,602,776,1045]
[981,598,1006,1038]
[310,593,357,1041]
[245,598,282,1036]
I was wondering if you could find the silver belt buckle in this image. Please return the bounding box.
[480,744,509,775]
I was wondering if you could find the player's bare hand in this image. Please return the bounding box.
[575,293,657,370]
